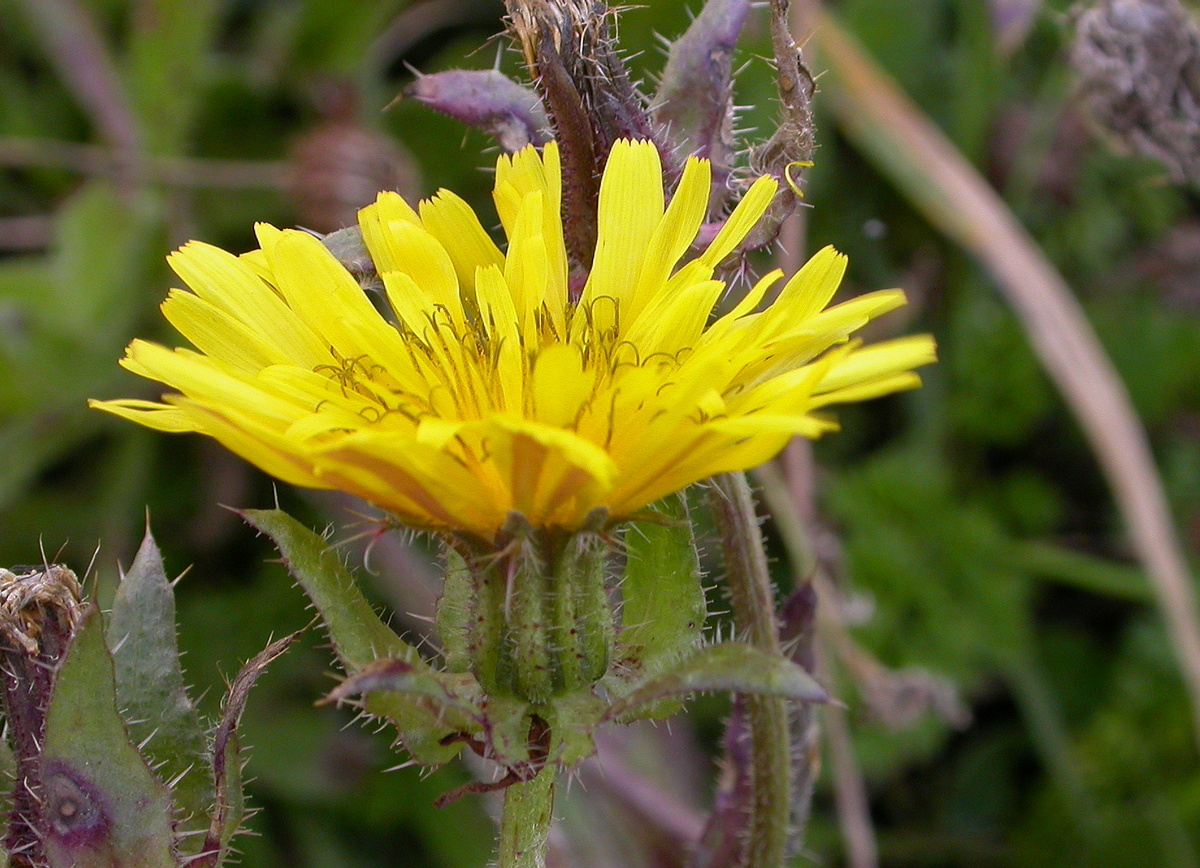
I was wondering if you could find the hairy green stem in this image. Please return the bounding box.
[710,472,793,867]
[753,459,822,848]
[498,765,557,868]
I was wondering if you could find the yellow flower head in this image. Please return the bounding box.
[92,141,935,541]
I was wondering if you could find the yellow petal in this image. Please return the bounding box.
[816,335,937,394]
[532,344,593,427]
[168,241,330,367]
[580,140,665,323]
[160,289,290,372]
[624,156,711,326]
[260,229,421,390]
[461,416,617,526]
[89,399,197,433]
[418,190,505,293]
[358,191,421,274]
[698,175,777,268]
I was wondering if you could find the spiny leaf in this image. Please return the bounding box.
[545,691,605,768]
[108,526,212,852]
[484,695,539,769]
[619,494,707,673]
[239,508,417,669]
[604,643,828,723]
[41,607,176,868]
[239,508,465,765]
[436,549,474,674]
[323,658,482,724]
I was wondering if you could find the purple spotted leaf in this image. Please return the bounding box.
[41,607,176,868]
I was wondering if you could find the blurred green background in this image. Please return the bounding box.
[2,0,1199,865]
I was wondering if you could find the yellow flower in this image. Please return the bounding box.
[91,141,935,541]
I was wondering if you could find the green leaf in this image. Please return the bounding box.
[611,494,707,718]
[42,607,176,868]
[324,658,482,725]
[124,0,222,154]
[547,692,605,768]
[108,526,212,850]
[484,696,538,768]
[1015,541,1152,603]
[604,643,828,723]
[49,184,159,345]
[240,508,418,668]
[240,508,463,765]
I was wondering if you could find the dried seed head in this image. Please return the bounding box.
[0,565,84,657]
[1071,0,1200,185]
[0,564,85,867]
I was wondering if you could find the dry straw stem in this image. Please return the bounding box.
[812,9,1200,753]
[0,137,289,189]
[823,703,878,868]
[1071,0,1200,187]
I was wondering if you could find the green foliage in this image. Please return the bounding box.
[2,0,1199,864]
[618,494,707,677]
[611,494,708,720]
[250,503,823,781]
[109,530,213,847]
[829,446,1034,679]
[240,508,467,765]
[239,509,420,668]
[605,643,827,723]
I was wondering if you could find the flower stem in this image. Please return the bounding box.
[710,472,793,868]
[498,765,556,868]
